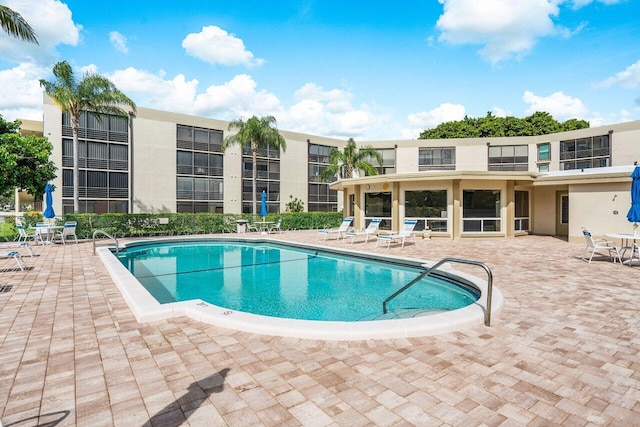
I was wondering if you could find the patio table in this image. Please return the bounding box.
[253,221,274,234]
[604,233,639,265]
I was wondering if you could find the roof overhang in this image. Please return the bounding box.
[330,170,538,191]
[330,166,636,191]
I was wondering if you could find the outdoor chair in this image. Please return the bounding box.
[16,224,36,243]
[0,251,27,271]
[376,219,418,248]
[343,218,381,244]
[0,241,35,257]
[53,221,78,244]
[247,222,259,233]
[581,227,622,263]
[317,217,354,240]
[268,218,283,234]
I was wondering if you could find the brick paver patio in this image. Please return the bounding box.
[1,232,639,426]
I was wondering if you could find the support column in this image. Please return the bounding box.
[452,180,461,239]
[506,181,515,238]
[392,182,400,231]
[354,185,362,229]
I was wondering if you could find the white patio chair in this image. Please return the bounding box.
[53,221,78,244]
[581,227,622,263]
[376,219,418,249]
[343,218,381,244]
[15,223,36,243]
[317,217,353,240]
[268,218,283,234]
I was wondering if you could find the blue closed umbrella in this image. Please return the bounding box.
[43,183,55,219]
[260,191,268,218]
[627,166,640,228]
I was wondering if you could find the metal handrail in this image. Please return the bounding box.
[92,230,119,256]
[382,257,494,326]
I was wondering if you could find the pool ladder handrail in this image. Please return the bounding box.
[382,257,494,326]
[92,230,119,256]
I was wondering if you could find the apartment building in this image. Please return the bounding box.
[41,96,640,242]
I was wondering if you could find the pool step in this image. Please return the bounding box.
[359,308,448,321]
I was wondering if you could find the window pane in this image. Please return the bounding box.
[463,190,500,218]
[177,151,192,165]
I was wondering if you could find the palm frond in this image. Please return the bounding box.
[0,5,38,44]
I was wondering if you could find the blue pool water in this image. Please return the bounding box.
[118,241,479,322]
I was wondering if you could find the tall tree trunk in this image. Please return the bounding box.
[72,114,80,214]
[251,143,257,215]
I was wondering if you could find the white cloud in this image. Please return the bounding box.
[523,90,588,120]
[0,0,81,65]
[107,67,199,113]
[436,0,558,63]
[109,31,128,54]
[0,62,48,121]
[193,74,281,117]
[596,59,640,89]
[107,68,280,119]
[182,26,263,67]
[280,83,377,138]
[401,103,466,138]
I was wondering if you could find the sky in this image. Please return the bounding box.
[1,0,639,141]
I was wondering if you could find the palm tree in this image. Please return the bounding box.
[39,61,136,213]
[222,115,286,215]
[320,138,383,181]
[0,5,38,44]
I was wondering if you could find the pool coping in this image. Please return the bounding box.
[97,236,504,340]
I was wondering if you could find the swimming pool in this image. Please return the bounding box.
[117,241,480,322]
[97,237,503,340]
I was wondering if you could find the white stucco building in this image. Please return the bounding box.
[39,95,640,243]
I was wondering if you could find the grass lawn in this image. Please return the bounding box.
[0,222,16,241]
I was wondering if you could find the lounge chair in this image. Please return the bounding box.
[376,219,418,248]
[317,217,354,240]
[0,251,27,271]
[581,227,622,263]
[343,218,381,244]
[268,218,283,234]
[53,221,78,244]
[0,242,35,257]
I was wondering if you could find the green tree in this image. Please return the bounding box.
[319,137,383,181]
[0,116,56,197]
[561,118,590,131]
[40,61,136,213]
[420,111,589,139]
[0,5,38,44]
[222,115,286,214]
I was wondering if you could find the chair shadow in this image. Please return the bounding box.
[141,368,230,427]
[4,410,70,426]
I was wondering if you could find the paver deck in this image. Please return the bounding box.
[1,232,639,426]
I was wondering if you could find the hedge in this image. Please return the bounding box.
[57,211,345,239]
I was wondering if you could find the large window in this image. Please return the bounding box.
[61,111,130,214]
[559,135,610,170]
[418,147,455,171]
[308,143,338,212]
[375,148,396,175]
[488,145,528,171]
[365,192,392,230]
[176,125,224,213]
[515,190,529,232]
[462,190,501,232]
[405,190,448,232]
